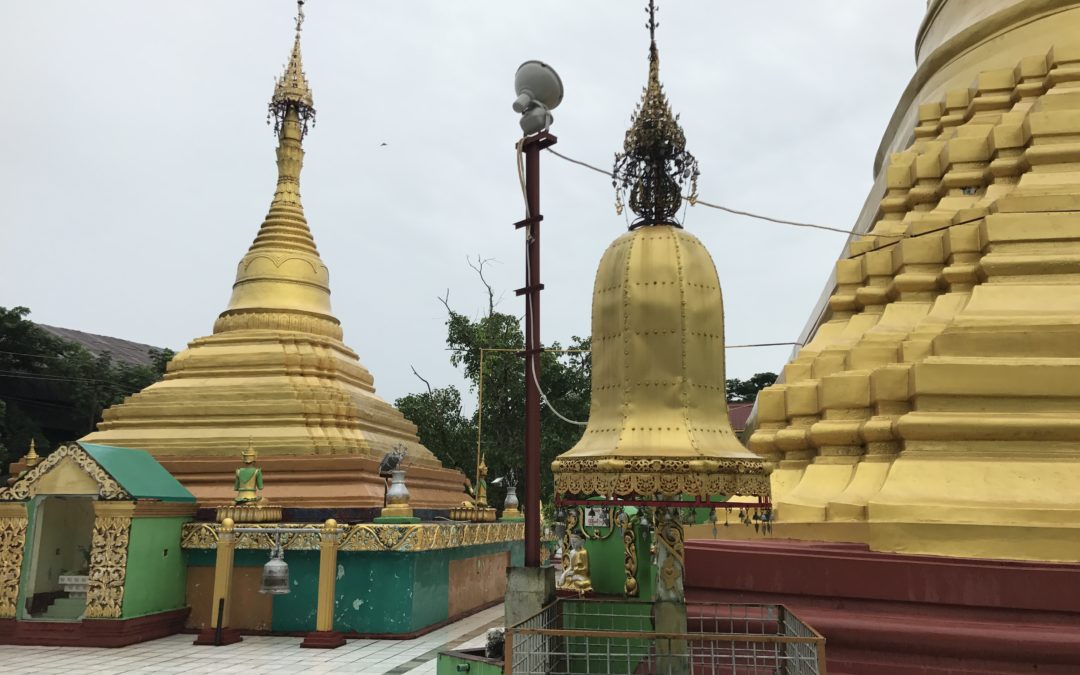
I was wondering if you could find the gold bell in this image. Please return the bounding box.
[552,224,768,499]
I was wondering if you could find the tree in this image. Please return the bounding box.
[0,305,174,472]
[395,260,590,509]
[396,382,474,478]
[725,372,778,403]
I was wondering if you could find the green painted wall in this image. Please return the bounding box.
[581,522,654,601]
[122,516,190,618]
[187,539,523,635]
[436,652,503,675]
[562,599,653,674]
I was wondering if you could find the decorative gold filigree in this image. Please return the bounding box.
[562,508,577,558]
[655,508,685,600]
[574,505,617,541]
[0,514,28,618]
[612,0,698,227]
[553,456,770,499]
[180,521,524,552]
[85,516,132,618]
[0,443,129,502]
[268,0,315,137]
[212,310,342,339]
[622,520,639,597]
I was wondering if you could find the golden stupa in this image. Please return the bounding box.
[81,5,465,508]
[552,9,769,502]
[743,0,1080,561]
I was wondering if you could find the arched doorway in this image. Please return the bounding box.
[22,495,96,619]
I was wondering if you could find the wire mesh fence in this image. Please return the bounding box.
[505,599,825,674]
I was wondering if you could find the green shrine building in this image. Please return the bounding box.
[0,442,196,646]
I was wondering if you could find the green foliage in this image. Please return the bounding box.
[725,372,778,403]
[396,303,590,510]
[396,385,474,477]
[0,306,173,470]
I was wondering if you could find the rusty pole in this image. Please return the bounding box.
[515,131,556,568]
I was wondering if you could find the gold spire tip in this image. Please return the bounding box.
[268,0,316,137]
[613,0,699,229]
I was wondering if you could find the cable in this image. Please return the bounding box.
[517,140,589,427]
[543,147,904,238]
[0,349,71,361]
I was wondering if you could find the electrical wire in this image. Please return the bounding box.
[543,147,904,238]
[517,139,588,427]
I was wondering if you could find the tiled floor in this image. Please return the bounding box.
[0,604,503,675]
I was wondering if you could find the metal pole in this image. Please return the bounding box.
[476,347,485,502]
[516,131,556,568]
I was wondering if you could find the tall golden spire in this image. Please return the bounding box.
[82,0,464,507]
[214,0,339,339]
[613,0,699,228]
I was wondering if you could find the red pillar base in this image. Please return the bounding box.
[301,631,347,649]
[192,627,243,646]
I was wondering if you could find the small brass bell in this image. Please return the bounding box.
[259,542,290,595]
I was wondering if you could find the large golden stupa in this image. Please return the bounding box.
[744,0,1080,561]
[81,8,465,507]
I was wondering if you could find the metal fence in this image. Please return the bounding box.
[505,599,825,674]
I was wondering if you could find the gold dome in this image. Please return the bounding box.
[552,225,769,499]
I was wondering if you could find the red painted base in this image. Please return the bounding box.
[300,630,347,649]
[0,608,189,647]
[192,627,243,646]
[686,540,1080,674]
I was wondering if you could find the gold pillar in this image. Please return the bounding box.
[315,518,338,631]
[301,518,347,648]
[85,501,134,619]
[211,517,236,629]
[0,503,29,618]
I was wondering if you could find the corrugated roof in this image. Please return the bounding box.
[80,443,195,502]
[38,324,161,367]
[728,403,754,433]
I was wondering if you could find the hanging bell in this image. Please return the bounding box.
[259,543,290,595]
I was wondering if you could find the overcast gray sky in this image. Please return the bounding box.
[1,1,926,411]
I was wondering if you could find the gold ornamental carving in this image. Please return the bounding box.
[655,509,685,598]
[0,514,28,618]
[0,443,129,502]
[180,521,524,552]
[85,516,132,619]
[552,457,770,499]
[616,510,639,597]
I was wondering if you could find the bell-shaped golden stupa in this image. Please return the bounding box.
[552,13,769,502]
[81,5,465,508]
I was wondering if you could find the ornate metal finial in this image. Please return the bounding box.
[268,0,316,138]
[613,0,699,228]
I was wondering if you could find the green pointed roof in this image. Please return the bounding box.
[80,443,195,503]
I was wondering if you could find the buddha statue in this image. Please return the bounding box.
[475,457,489,508]
[234,443,264,505]
[558,535,593,595]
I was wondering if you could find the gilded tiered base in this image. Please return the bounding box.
[744,14,1080,562]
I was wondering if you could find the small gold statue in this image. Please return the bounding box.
[234,441,264,505]
[475,457,489,507]
[558,534,593,595]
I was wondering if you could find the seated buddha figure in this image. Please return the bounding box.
[234,443,264,505]
[558,535,593,594]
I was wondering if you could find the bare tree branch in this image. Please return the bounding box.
[467,255,499,317]
[410,365,432,394]
[437,288,451,314]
